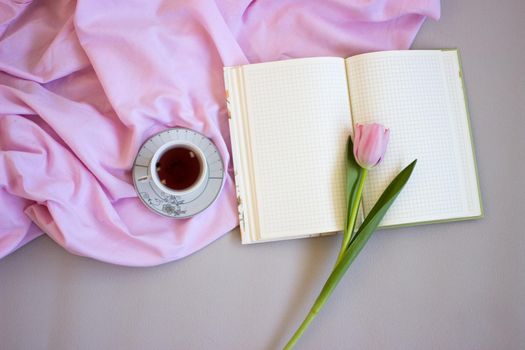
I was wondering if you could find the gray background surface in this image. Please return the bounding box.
[1,1,524,349]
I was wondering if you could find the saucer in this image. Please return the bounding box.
[132,128,224,218]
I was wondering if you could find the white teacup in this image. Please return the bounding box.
[149,140,208,197]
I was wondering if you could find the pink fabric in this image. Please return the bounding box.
[0,0,440,266]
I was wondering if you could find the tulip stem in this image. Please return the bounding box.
[284,278,336,350]
[283,308,317,350]
[336,168,367,266]
[284,169,368,350]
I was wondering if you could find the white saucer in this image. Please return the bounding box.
[132,128,224,218]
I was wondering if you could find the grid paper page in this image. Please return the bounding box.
[242,58,352,240]
[346,51,481,226]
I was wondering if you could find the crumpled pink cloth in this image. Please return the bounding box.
[0,0,440,266]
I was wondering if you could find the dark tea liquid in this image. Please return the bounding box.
[156,147,201,191]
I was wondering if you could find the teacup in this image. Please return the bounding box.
[149,141,208,197]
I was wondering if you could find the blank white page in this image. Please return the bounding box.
[241,58,352,240]
[346,50,482,226]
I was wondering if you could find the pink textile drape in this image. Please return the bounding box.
[0,0,440,266]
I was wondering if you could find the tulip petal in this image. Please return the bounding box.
[352,122,390,169]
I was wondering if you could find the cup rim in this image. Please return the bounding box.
[149,141,207,196]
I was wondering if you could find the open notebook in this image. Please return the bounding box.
[224,50,483,244]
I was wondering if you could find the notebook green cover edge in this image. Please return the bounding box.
[379,214,483,230]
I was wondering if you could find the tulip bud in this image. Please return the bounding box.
[353,123,390,169]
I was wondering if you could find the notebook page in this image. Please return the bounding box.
[346,50,482,226]
[241,58,352,240]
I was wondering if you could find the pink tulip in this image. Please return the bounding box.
[353,123,390,169]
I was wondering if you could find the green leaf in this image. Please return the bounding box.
[335,137,363,265]
[344,137,361,232]
[283,160,417,349]
[310,160,417,314]
[348,159,417,248]
[336,137,363,264]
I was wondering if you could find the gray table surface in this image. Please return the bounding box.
[1,2,524,349]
